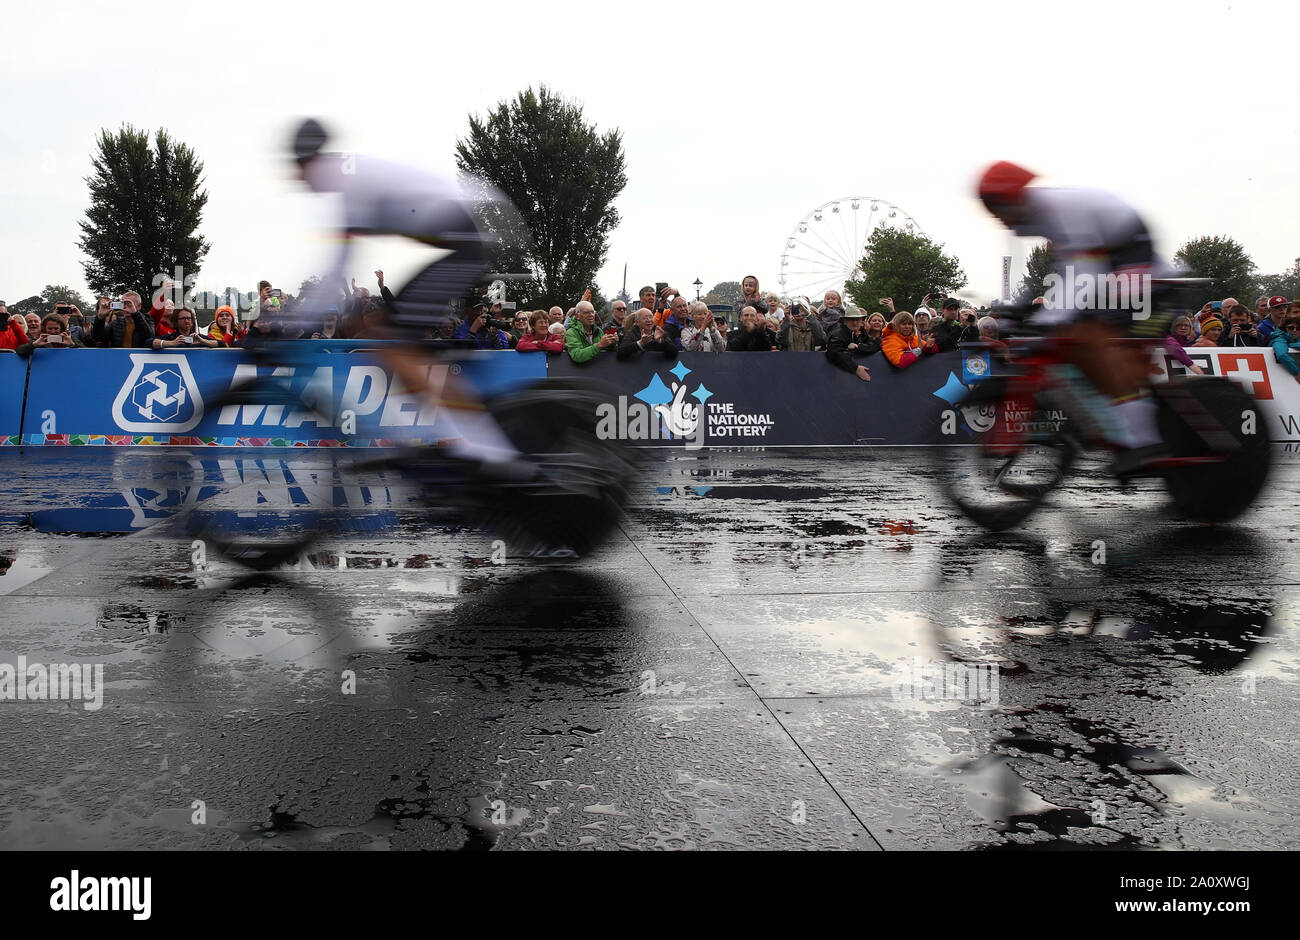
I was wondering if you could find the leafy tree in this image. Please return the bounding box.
[1172,236,1257,303]
[78,125,211,296]
[703,281,743,306]
[1258,257,1300,301]
[8,296,45,319]
[455,85,627,310]
[6,287,90,319]
[41,284,91,309]
[843,228,968,309]
[1013,243,1055,305]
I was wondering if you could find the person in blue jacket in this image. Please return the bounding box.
[1268,316,1300,385]
[452,299,511,349]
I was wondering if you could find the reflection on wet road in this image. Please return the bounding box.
[1,446,1298,850]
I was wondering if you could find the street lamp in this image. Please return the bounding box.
[693,278,703,301]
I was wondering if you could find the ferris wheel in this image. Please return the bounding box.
[778,197,925,303]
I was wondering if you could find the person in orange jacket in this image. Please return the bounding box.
[880,310,937,368]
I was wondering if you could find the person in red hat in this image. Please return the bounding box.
[1256,295,1290,341]
[977,161,1173,475]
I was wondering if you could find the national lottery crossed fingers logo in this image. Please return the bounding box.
[595,361,774,448]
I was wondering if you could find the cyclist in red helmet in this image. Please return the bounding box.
[978,162,1171,475]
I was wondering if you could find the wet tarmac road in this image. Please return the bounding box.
[1,446,1298,850]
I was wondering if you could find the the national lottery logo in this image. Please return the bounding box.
[596,361,710,449]
[594,361,775,448]
[111,354,205,433]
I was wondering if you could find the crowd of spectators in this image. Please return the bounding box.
[2,272,1297,385]
[1175,294,1300,383]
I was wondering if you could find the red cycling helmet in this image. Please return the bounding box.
[977,161,1036,204]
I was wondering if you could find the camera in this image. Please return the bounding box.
[484,317,512,331]
[111,300,124,311]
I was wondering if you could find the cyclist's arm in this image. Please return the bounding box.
[299,230,359,324]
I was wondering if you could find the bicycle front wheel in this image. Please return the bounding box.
[932,378,1074,532]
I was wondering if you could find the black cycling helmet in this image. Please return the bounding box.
[291,118,329,163]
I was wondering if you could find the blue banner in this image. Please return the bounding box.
[0,352,25,443]
[18,346,546,445]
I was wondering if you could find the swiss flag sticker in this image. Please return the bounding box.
[1217,352,1273,400]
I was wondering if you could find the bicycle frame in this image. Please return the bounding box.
[973,335,1242,469]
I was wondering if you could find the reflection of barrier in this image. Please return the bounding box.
[4,343,1300,446]
[0,352,25,443]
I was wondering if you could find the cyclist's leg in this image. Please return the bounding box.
[1063,315,1162,452]
[381,213,522,463]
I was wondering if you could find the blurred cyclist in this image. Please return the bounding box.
[289,118,527,472]
[978,161,1172,475]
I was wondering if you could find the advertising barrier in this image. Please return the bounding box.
[1152,345,1300,440]
[12,345,544,446]
[547,348,996,447]
[0,352,26,443]
[2,342,1299,447]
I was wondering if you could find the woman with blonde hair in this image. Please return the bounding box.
[880,310,936,369]
[733,275,768,318]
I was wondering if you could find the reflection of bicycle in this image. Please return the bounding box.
[923,529,1275,849]
[933,305,1271,531]
[181,331,638,570]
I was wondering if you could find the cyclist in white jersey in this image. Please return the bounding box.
[290,118,524,468]
[978,161,1168,473]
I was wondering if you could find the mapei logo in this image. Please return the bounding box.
[111,355,205,433]
[596,361,711,449]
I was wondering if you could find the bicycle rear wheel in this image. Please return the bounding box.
[472,378,640,557]
[932,378,1074,532]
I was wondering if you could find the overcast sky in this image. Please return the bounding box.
[2,0,1298,312]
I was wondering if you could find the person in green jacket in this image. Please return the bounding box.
[565,301,617,363]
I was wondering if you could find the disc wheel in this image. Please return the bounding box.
[1156,377,1270,523]
[474,379,641,557]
